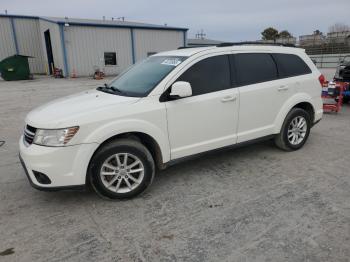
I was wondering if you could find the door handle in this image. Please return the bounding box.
[221,95,237,102]
[278,85,289,91]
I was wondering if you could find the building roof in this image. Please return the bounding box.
[0,14,188,31]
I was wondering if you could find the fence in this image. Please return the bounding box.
[308,53,350,69]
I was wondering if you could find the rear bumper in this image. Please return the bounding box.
[312,118,321,127]
[313,108,323,127]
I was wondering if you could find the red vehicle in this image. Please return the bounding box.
[322,81,346,112]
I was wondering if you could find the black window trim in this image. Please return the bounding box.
[160,54,236,102]
[229,55,238,87]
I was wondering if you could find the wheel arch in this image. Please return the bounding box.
[274,94,316,134]
[90,131,166,171]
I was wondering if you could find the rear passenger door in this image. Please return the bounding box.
[232,53,294,143]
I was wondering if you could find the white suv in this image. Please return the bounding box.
[19,44,323,199]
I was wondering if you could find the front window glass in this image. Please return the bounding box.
[177,55,231,96]
[102,56,187,97]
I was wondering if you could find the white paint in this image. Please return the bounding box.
[20,45,323,189]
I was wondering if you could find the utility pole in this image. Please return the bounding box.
[195,29,206,39]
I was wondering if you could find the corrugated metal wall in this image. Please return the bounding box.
[64,26,184,76]
[64,26,133,76]
[13,18,45,73]
[0,17,16,60]
[1,15,186,77]
[133,29,183,61]
[39,20,65,75]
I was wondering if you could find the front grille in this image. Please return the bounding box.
[24,125,37,145]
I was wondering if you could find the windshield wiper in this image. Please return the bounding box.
[105,83,123,93]
[97,83,123,94]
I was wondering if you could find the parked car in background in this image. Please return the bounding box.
[334,55,350,82]
[334,55,350,103]
[19,44,323,199]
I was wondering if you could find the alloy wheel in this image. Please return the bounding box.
[100,153,145,193]
[287,116,307,145]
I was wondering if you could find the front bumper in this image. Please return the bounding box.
[19,136,99,190]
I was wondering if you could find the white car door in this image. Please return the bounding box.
[233,53,294,143]
[164,55,239,160]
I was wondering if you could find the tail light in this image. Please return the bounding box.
[319,74,326,87]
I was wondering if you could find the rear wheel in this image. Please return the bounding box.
[88,139,155,199]
[275,108,311,151]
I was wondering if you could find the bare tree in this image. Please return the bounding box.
[329,23,350,33]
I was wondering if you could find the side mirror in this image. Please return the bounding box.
[169,81,192,99]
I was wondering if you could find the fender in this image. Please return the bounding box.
[82,118,170,163]
[273,92,316,134]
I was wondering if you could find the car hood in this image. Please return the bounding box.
[26,89,141,128]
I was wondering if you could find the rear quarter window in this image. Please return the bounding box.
[272,53,312,78]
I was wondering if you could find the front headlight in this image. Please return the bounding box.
[33,126,79,147]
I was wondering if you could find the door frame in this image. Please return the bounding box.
[44,29,55,75]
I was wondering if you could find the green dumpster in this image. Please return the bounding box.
[0,55,33,81]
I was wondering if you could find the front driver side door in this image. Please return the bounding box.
[164,54,239,160]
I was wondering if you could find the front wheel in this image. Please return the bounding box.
[88,139,155,199]
[275,108,311,151]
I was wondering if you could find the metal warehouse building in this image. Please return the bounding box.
[0,14,188,77]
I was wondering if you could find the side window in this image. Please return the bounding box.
[177,55,231,96]
[272,53,312,78]
[234,53,278,86]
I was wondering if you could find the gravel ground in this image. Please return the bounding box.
[0,76,349,262]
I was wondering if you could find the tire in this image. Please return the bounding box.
[274,108,311,151]
[88,138,155,199]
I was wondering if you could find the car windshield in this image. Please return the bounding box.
[99,56,187,97]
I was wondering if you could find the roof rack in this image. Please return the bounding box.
[217,42,296,48]
[178,46,210,49]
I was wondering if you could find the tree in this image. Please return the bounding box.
[329,23,350,33]
[261,27,279,41]
[278,30,292,38]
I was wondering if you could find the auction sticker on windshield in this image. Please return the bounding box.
[161,58,182,66]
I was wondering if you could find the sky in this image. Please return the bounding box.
[2,0,350,41]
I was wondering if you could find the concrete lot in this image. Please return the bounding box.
[0,76,349,262]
